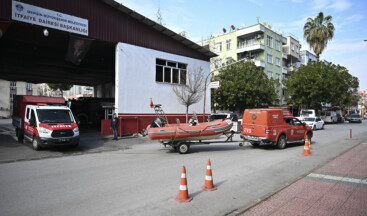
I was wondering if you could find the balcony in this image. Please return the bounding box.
[254,59,265,67]
[237,42,265,53]
[236,24,265,38]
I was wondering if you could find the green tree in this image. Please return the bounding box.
[303,12,335,62]
[47,83,72,96]
[287,62,359,110]
[212,61,279,113]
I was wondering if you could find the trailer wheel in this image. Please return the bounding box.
[32,137,41,151]
[178,143,190,154]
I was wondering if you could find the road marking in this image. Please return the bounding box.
[308,173,366,185]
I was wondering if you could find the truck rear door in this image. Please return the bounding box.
[242,110,268,138]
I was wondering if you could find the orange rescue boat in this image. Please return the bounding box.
[146,118,233,141]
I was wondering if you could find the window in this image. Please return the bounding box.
[226,39,231,50]
[214,59,222,67]
[275,73,280,79]
[267,54,273,63]
[295,45,299,53]
[214,42,222,52]
[267,71,272,79]
[291,42,294,51]
[10,81,16,89]
[10,93,15,101]
[26,83,32,90]
[266,36,272,47]
[155,59,187,84]
[226,57,233,64]
[275,58,280,66]
[275,40,280,51]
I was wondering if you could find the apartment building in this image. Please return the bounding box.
[200,23,292,104]
[63,85,94,100]
[296,50,317,67]
[0,80,38,118]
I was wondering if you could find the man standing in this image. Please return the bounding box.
[111,113,120,140]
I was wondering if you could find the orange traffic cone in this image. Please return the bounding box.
[302,136,312,156]
[174,166,193,202]
[202,159,217,191]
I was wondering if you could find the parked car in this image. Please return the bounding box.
[209,113,239,132]
[302,117,324,130]
[348,114,362,123]
[240,109,313,149]
[336,113,344,123]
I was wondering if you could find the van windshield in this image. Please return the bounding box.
[36,109,74,123]
[301,111,313,116]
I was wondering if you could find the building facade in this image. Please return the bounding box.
[0,79,38,118]
[296,50,317,68]
[200,23,296,105]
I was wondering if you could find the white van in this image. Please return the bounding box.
[320,111,338,123]
[297,109,316,121]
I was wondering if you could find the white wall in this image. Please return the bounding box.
[115,42,211,115]
[0,80,10,118]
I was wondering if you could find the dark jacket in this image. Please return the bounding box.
[111,117,120,129]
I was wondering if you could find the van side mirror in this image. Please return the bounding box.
[75,117,80,125]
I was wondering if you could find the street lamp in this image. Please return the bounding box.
[203,72,213,122]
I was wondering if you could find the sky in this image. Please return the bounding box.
[118,0,367,90]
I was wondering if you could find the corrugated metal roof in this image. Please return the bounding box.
[102,0,216,59]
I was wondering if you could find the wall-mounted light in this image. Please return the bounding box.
[43,29,49,37]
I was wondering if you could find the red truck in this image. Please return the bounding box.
[240,109,313,149]
[12,95,80,150]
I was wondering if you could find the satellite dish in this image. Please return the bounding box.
[222,28,226,33]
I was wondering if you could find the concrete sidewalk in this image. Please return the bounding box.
[240,140,367,216]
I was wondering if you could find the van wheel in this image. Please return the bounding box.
[32,137,41,151]
[178,143,190,154]
[277,135,286,149]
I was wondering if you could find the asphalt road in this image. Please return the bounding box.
[0,120,366,216]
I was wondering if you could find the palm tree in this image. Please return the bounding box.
[303,12,335,62]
